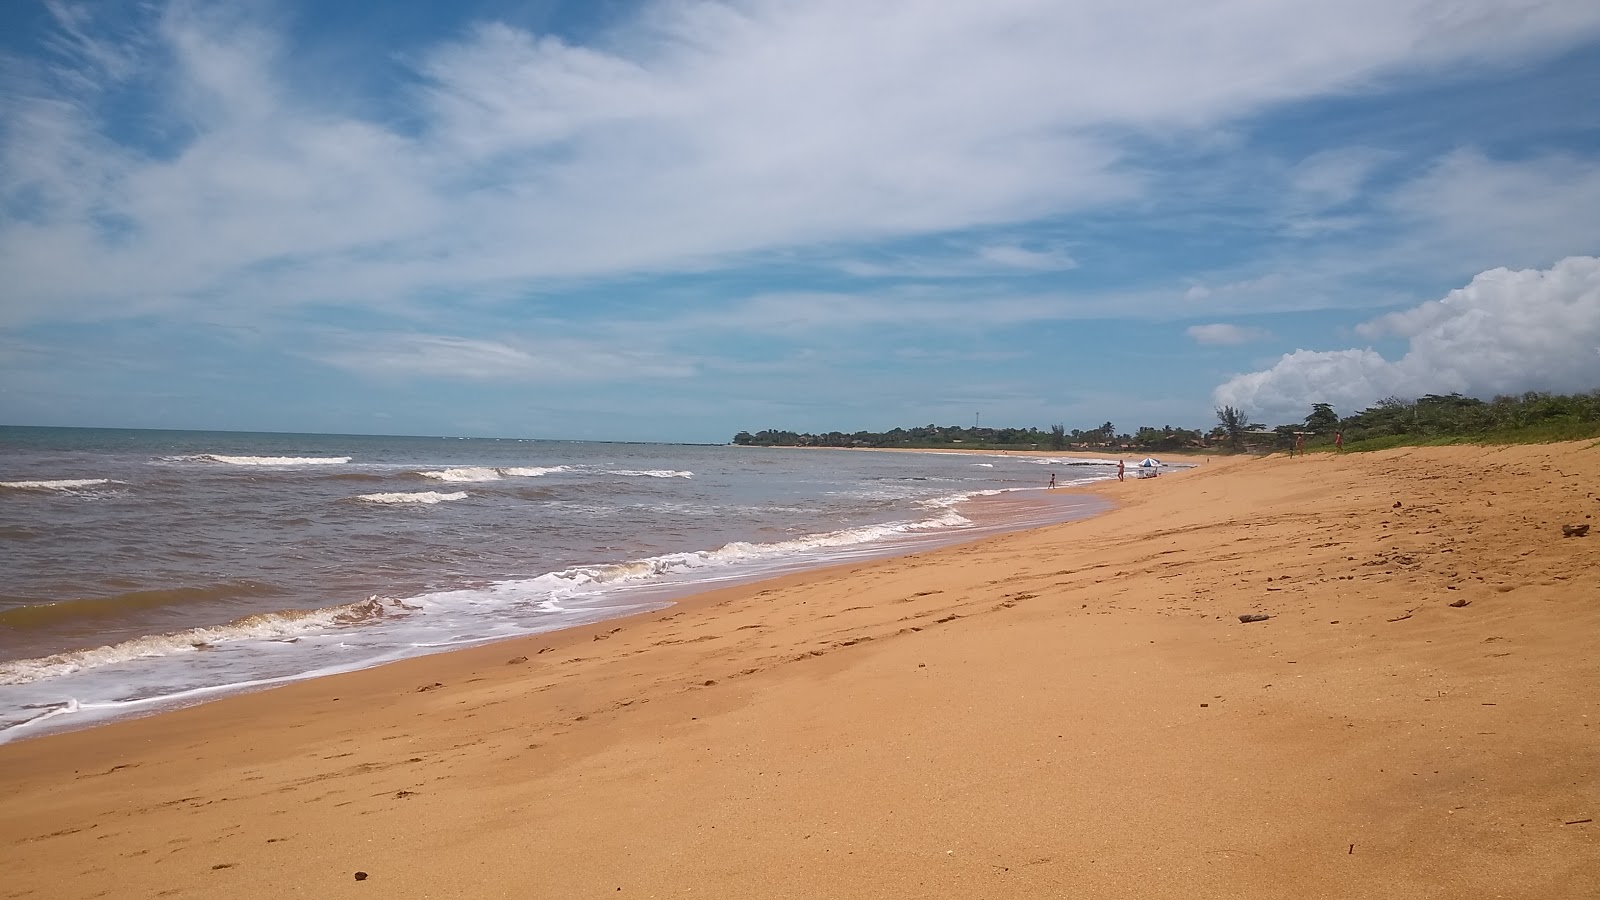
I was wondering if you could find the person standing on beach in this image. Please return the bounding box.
[1116,460,1125,481]
[1335,431,1344,451]
[1049,472,1057,488]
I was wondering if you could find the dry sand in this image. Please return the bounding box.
[3,442,1597,899]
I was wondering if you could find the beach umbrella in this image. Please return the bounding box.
[1138,458,1162,467]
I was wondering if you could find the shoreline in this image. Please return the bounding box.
[0,476,1113,744]
[3,443,1596,898]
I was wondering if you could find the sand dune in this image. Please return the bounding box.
[3,442,1597,899]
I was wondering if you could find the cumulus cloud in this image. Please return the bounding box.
[5,0,1600,324]
[1213,256,1600,419]
[1186,323,1272,345]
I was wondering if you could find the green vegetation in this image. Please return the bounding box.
[732,390,1600,453]
[1214,405,1254,450]
[731,422,1205,451]
[1306,391,1600,452]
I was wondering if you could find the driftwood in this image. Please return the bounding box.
[1561,523,1589,538]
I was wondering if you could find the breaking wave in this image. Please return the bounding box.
[0,596,417,686]
[0,581,286,629]
[606,469,693,479]
[501,466,569,477]
[355,491,468,505]
[475,505,974,600]
[0,478,124,493]
[165,454,352,466]
[418,465,568,482]
[0,491,1026,700]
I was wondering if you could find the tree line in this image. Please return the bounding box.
[1215,390,1600,451]
[734,390,1600,452]
[732,422,1205,451]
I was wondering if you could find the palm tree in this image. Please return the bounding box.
[1215,405,1254,450]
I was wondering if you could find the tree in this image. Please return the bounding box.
[1215,405,1254,450]
[1049,424,1066,450]
[1273,423,1299,451]
[1304,403,1338,434]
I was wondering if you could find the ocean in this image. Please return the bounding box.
[0,426,1116,741]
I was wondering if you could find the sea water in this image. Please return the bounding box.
[0,426,1116,741]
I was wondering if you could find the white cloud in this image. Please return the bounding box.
[1213,256,1600,419]
[1289,147,1390,208]
[6,1,1600,324]
[1384,149,1600,273]
[837,241,1076,278]
[1179,274,1287,306]
[975,244,1077,271]
[1276,147,1392,237]
[1186,323,1272,345]
[311,334,696,382]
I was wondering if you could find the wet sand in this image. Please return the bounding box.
[3,442,1597,899]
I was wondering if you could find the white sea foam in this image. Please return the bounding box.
[607,469,693,479]
[168,454,352,466]
[427,507,975,607]
[918,489,1005,509]
[0,597,416,686]
[1026,456,1120,466]
[0,478,124,492]
[972,463,994,467]
[356,491,468,504]
[419,465,568,482]
[420,466,503,482]
[0,498,982,696]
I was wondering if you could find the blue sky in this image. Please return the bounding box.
[2,0,1599,443]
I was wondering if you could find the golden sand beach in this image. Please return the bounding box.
[3,442,1597,899]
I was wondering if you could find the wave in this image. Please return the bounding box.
[418,465,569,483]
[917,489,1004,509]
[355,491,468,505]
[163,454,351,466]
[606,469,692,479]
[0,499,983,691]
[456,506,974,603]
[0,478,124,493]
[500,465,569,478]
[0,581,286,630]
[0,596,418,686]
[1026,457,1120,466]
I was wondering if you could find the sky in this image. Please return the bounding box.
[2,0,1599,443]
